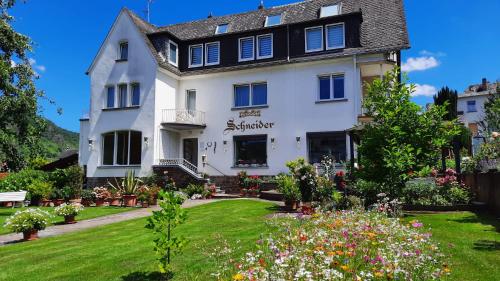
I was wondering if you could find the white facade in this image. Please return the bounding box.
[79,10,396,180]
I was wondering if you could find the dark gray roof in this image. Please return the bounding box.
[125,0,409,75]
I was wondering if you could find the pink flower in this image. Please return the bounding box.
[412,222,423,228]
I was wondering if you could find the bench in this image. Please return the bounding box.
[0,191,27,208]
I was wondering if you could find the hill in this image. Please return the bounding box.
[40,119,79,160]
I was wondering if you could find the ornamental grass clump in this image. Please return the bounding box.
[215,210,449,280]
[3,208,51,234]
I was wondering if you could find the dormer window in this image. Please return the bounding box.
[320,4,341,18]
[265,14,282,27]
[239,37,255,61]
[189,44,203,68]
[119,41,128,60]
[326,23,345,49]
[205,42,220,65]
[168,41,178,66]
[215,24,229,34]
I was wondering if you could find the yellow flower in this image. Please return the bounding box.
[233,273,244,281]
[374,271,384,278]
[340,265,349,271]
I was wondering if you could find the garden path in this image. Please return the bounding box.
[0,199,220,245]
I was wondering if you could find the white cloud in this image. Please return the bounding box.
[10,60,16,67]
[412,84,437,97]
[402,56,439,72]
[28,58,46,74]
[419,50,446,57]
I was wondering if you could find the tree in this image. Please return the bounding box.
[357,69,460,198]
[0,0,46,171]
[480,82,500,133]
[433,86,458,120]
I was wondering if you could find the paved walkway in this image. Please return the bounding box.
[0,199,220,246]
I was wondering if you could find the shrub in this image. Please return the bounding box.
[314,176,336,203]
[447,186,470,205]
[81,189,96,202]
[213,210,449,280]
[351,179,382,205]
[3,209,51,233]
[401,178,438,205]
[0,169,48,192]
[49,165,83,198]
[286,157,317,202]
[275,174,301,202]
[54,203,84,217]
[182,183,204,197]
[93,186,111,199]
[26,179,53,202]
[337,195,363,210]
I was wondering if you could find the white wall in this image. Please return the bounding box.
[79,120,90,166]
[458,95,489,126]
[173,58,359,176]
[84,11,158,178]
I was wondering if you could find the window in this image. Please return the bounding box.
[118,84,128,108]
[186,90,196,112]
[106,86,115,108]
[168,41,178,66]
[307,132,346,164]
[320,4,340,18]
[239,37,254,61]
[326,23,345,49]
[265,14,282,27]
[119,41,128,60]
[257,34,273,59]
[215,24,228,34]
[305,26,323,52]
[205,42,220,65]
[234,135,267,166]
[131,83,140,106]
[234,82,267,108]
[101,131,142,166]
[318,74,344,100]
[467,100,477,112]
[189,44,203,67]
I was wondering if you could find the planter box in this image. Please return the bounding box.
[403,204,473,212]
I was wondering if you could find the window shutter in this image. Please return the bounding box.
[240,38,254,60]
[306,28,322,51]
[327,24,344,49]
[258,35,272,58]
[206,43,219,64]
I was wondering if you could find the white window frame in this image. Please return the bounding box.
[233,81,268,108]
[117,83,128,108]
[320,4,341,18]
[215,24,229,34]
[238,36,255,62]
[257,34,273,59]
[264,14,282,27]
[105,85,116,109]
[467,100,477,112]
[325,23,345,50]
[317,73,345,101]
[118,40,128,60]
[188,44,204,68]
[205,41,220,66]
[130,82,141,107]
[304,26,324,53]
[168,41,178,67]
[101,131,142,166]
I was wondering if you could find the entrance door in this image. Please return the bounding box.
[183,138,198,167]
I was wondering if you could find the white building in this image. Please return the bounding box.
[79,0,409,189]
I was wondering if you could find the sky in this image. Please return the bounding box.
[9,0,500,132]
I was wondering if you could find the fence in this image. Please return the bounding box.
[463,171,500,216]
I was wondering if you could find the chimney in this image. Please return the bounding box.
[258,0,264,10]
[481,78,488,91]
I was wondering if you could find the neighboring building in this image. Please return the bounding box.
[458,78,498,136]
[79,0,409,189]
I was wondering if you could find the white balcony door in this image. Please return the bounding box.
[186,90,196,113]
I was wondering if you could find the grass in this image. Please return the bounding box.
[406,211,500,281]
[0,199,276,281]
[0,206,135,235]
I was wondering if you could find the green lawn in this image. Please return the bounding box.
[0,199,276,281]
[0,206,135,235]
[406,211,500,281]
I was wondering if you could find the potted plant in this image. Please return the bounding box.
[107,188,122,207]
[276,174,301,211]
[27,179,53,207]
[108,171,142,207]
[93,186,110,207]
[286,158,317,214]
[81,189,96,206]
[148,185,161,205]
[137,186,150,208]
[3,208,51,241]
[54,203,84,224]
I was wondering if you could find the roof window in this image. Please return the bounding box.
[320,4,341,18]
[265,14,282,27]
[215,24,229,34]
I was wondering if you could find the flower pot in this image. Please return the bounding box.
[301,202,314,215]
[81,200,92,207]
[108,198,122,207]
[95,198,106,207]
[64,215,76,224]
[40,199,51,207]
[141,201,149,208]
[150,198,158,206]
[52,199,64,206]
[23,229,39,241]
[1,201,13,207]
[122,195,137,207]
[285,200,299,211]
[70,198,82,204]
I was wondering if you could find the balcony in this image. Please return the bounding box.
[161,109,206,130]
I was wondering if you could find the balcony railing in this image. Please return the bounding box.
[161,109,206,126]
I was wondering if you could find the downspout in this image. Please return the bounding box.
[286,24,290,62]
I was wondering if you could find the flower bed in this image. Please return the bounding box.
[216,210,449,280]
